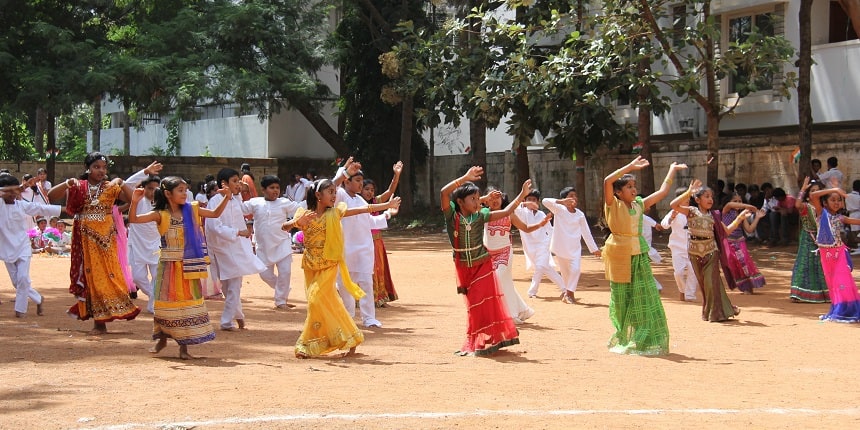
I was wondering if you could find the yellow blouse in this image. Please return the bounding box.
[603,196,648,283]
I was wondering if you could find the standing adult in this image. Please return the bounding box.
[47,153,162,334]
[817,157,844,189]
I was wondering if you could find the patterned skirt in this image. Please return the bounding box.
[789,231,829,303]
[455,259,519,356]
[295,265,364,356]
[371,233,398,307]
[693,251,738,322]
[153,261,215,345]
[720,237,765,293]
[819,245,860,323]
[489,247,533,321]
[607,253,670,355]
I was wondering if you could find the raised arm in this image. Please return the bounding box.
[377,161,403,202]
[128,188,161,224]
[643,162,688,210]
[489,179,532,222]
[669,179,701,217]
[47,178,77,202]
[345,196,401,218]
[796,176,812,211]
[810,186,846,215]
[722,201,756,212]
[723,209,752,234]
[604,156,650,207]
[441,166,482,211]
[510,210,552,233]
[332,157,359,188]
[198,187,232,218]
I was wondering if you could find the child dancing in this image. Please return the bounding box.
[789,177,829,303]
[719,194,766,294]
[669,179,744,322]
[441,166,530,356]
[603,157,682,355]
[291,178,400,358]
[514,190,565,298]
[129,176,231,359]
[809,184,860,322]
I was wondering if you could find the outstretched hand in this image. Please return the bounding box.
[144,161,163,176]
[519,179,533,197]
[687,178,702,195]
[388,196,402,210]
[670,162,688,171]
[392,161,404,176]
[628,156,650,170]
[463,166,483,182]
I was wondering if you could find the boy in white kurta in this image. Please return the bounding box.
[542,187,601,303]
[127,176,160,314]
[205,168,267,330]
[641,214,664,292]
[243,175,302,309]
[334,160,393,328]
[514,190,565,298]
[0,175,61,317]
[660,205,698,301]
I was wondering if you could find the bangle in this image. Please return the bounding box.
[664,178,673,185]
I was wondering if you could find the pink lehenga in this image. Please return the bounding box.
[717,209,765,293]
[816,210,860,323]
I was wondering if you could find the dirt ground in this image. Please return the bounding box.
[2,231,860,430]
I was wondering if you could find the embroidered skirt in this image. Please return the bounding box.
[454,259,519,355]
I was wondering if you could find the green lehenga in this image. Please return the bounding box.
[608,253,670,355]
[789,203,829,303]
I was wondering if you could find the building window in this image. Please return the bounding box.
[829,1,858,43]
[728,12,774,95]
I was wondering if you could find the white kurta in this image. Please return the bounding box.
[205,193,266,280]
[514,205,553,271]
[128,198,160,265]
[243,197,301,266]
[336,187,387,274]
[542,198,599,258]
[0,200,61,262]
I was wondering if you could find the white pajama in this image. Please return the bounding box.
[5,258,41,314]
[220,277,245,328]
[661,211,698,300]
[527,246,566,297]
[515,206,565,297]
[337,271,375,326]
[259,256,292,306]
[131,262,157,313]
[556,256,582,294]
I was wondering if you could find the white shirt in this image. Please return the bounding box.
[336,187,387,274]
[660,210,690,252]
[283,179,310,202]
[846,190,860,232]
[128,198,160,265]
[542,198,599,259]
[205,193,266,280]
[818,168,844,188]
[0,200,61,261]
[243,197,301,265]
[642,215,661,263]
[515,206,552,252]
[194,192,208,206]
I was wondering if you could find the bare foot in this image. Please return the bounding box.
[343,347,357,358]
[15,311,25,318]
[87,323,108,336]
[179,345,197,360]
[149,337,168,354]
[37,300,44,316]
[295,351,310,359]
[237,319,246,330]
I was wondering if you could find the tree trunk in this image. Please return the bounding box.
[123,104,131,155]
[34,106,46,154]
[797,0,814,186]
[636,56,656,217]
[470,118,487,191]
[703,4,720,189]
[574,143,586,215]
[46,113,56,184]
[838,0,860,36]
[706,109,721,189]
[398,96,414,215]
[92,95,101,151]
[428,126,436,209]
[295,101,350,155]
[515,143,530,187]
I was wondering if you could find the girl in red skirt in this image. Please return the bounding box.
[440,166,531,356]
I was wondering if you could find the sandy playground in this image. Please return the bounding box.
[1,231,860,429]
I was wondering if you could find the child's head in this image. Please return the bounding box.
[205,180,218,198]
[307,178,336,211]
[772,188,787,202]
[49,216,59,228]
[217,168,241,195]
[612,174,637,203]
[692,187,714,210]
[559,186,578,210]
[747,184,760,196]
[761,182,774,197]
[524,189,541,204]
[0,173,21,203]
[83,152,109,182]
[344,170,365,195]
[361,179,376,202]
[734,183,747,195]
[729,192,743,204]
[154,176,189,210]
[821,192,843,213]
[826,156,838,168]
[260,175,281,200]
[35,217,47,230]
[811,159,822,172]
[853,180,860,193]
[141,176,161,202]
[57,219,67,231]
[452,182,481,215]
[484,186,508,210]
[804,181,822,202]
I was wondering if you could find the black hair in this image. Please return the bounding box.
[81,152,109,180]
[349,170,365,180]
[803,181,822,203]
[23,173,33,181]
[735,183,747,192]
[205,180,218,196]
[450,181,480,212]
[853,180,860,192]
[140,175,161,187]
[827,157,838,168]
[153,176,187,211]
[761,182,773,191]
[525,189,541,200]
[559,186,576,199]
[306,178,334,211]
[691,186,713,207]
[612,174,636,193]
[485,186,509,209]
[362,178,376,188]
[811,158,821,167]
[260,175,280,189]
[36,168,46,174]
[0,174,20,187]
[217,168,240,188]
[773,188,787,199]
[204,174,215,183]
[240,163,254,181]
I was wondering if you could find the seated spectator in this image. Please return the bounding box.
[768,188,797,245]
